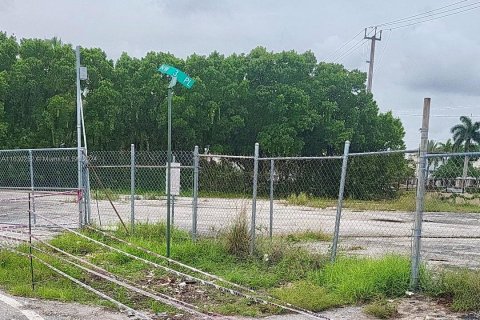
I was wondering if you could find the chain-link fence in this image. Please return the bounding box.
[0,148,82,238]
[88,148,194,232]
[332,150,417,258]
[421,152,480,269]
[2,145,480,273]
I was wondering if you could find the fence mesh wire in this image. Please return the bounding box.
[197,154,253,235]
[1,147,480,270]
[421,153,480,269]
[0,149,80,238]
[88,150,194,230]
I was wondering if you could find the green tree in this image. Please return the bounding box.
[451,116,480,190]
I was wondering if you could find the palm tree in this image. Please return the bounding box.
[438,139,456,153]
[451,116,480,191]
[426,140,440,180]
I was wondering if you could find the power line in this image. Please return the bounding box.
[324,29,364,61]
[374,30,391,75]
[331,28,374,62]
[396,114,480,117]
[387,4,480,30]
[331,29,373,62]
[332,39,368,62]
[326,0,480,65]
[373,0,473,27]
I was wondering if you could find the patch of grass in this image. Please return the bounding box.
[286,191,480,213]
[207,296,282,317]
[309,255,412,303]
[286,192,310,206]
[282,230,332,242]
[363,298,398,319]
[0,247,102,305]
[428,269,480,312]
[50,232,100,255]
[271,281,344,311]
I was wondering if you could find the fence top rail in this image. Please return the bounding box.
[427,151,480,158]
[259,156,342,161]
[199,154,254,160]
[0,147,80,153]
[349,149,418,157]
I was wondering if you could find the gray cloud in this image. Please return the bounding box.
[0,0,479,148]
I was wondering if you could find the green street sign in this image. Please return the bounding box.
[158,64,195,89]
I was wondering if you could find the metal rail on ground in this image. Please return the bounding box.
[33,212,329,320]
[0,242,150,320]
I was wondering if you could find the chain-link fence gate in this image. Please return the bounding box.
[0,148,83,241]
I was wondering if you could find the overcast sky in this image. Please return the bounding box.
[1,0,479,149]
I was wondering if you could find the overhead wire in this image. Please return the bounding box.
[323,29,364,61]
[373,0,476,27]
[329,0,480,65]
[374,30,391,75]
[387,4,480,30]
[330,28,374,63]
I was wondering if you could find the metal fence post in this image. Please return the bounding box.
[83,151,92,225]
[192,146,199,241]
[28,150,36,225]
[410,98,431,290]
[130,144,135,232]
[331,140,350,262]
[250,143,259,255]
[269,159,274,239]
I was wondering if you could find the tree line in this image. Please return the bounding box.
[0,32,405,156]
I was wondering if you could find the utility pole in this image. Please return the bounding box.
[410,97,431,290]
[364,27,382,93]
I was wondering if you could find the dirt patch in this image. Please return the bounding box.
[236,295,479,319]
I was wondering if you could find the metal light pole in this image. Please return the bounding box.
[75,46,83,228]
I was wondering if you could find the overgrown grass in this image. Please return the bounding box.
[426,269,480,312]
[311,255,412,302]
[287,191,480,213]
[1,223,480,317]
[271,255,413,311]
[224,210,250,258]
[0,245,104,305]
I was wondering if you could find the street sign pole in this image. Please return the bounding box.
[166,80,174,257]
[158,65,194,258]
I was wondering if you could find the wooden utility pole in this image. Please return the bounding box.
[410,97,431,290]
[365,27,382,93]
